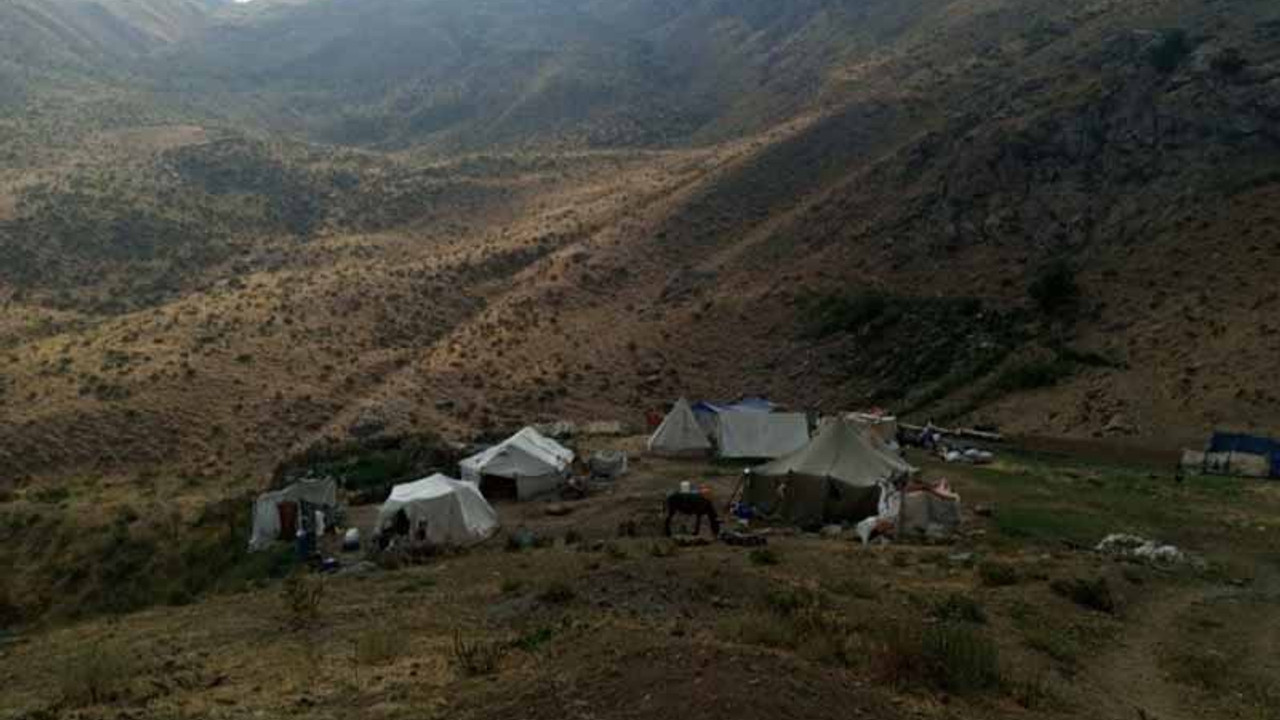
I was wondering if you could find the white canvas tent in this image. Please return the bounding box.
[376,474,499,547]
[459,427,574,501]
[744,419,914,524]
[249,478,338,550]
[648,398,713,456]
[847,412,900,448]
[716,411,810,459]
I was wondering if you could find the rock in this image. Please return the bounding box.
[1104,413,1137,436]
[820,524,846,538]
[545,503,574,517]
[948,552,975,566]
[974,504,996,518]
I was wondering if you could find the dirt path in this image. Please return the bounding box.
[1088,584,1203,720]
[1089,554,1280,720]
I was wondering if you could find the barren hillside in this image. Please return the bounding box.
[2,0,1280,493]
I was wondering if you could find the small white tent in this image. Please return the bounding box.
[376,474,499,547]
[459,427,574,501]
[648,398,713,456]
[716,411,810,459]
[249,478,338,551]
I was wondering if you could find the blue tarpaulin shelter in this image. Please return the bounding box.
[1206,432,1280,479]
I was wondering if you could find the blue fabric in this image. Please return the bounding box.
[1272,451,1280,479]
[691,401,728,415]
[1209,432,1278,456]
[728,396,777,413]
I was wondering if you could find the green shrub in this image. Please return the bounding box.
[1209,48,1246,75]
[355,625,410,666]
[1028,261,1080,318]
[932,593,988,624]
[1148,29,1192,73]
[749,547,780,566]
[763,586,825,617]
[1024,627,1080,667]
[806,293,890,338]
[923,623,1002,693]
[1050,577,1116,614]
[451,632,507,676]
[537,580,576,605]
[977,561,1019,587]
[512,626,555,653]
[990,359,1074,394]
[281,572,325,629]
[1007,668,1055,709]
[59,644,137,707]
[396,576,438,594]
[873,622,1002,694]
[649,540,677,558]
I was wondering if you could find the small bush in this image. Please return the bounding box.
[763,586,820,616]
[281,572,325,629]
[1024,628,1080,668]
[806,292,890,339]
[604,542,628,560]
[1148,29,1193,73]
[990,359,1074,394]
[826,578,877,599]
[59,644,137,706]
[932,593,988,624]
[1050,577,1116,614]
[978,561,1019,587]
[537,581,576,605]
[923,623,1002,693]
[1008,668,1055,709]
[452,632,507,676]
[32,487,70,505]
[396,576,437,594]
[749,547,780,566]
[499,578,524,595]
[1028,261,1080,318]
[873,622,1001,694]
[355,625,410,666]
[649,540,677,558]
[1210,48,1246,75]
[512,626,555,653]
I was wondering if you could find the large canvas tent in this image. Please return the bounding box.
[690,397,777,439]
[744,419,914,525]
[716,411,810,459]
[847,412,900,448]
[648,398,713,456]
[460,427,574,500]
[376,474,499,547]
[249,478,338,550]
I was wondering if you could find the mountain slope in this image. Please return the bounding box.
[1,0,1279,491]
[158,0,972,151]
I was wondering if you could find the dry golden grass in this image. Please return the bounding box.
[3,449,1277,720]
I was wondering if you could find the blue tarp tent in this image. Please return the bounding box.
[1208,432,1279,456]
[1207,432,1280,479]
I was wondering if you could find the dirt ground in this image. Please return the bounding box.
[1,440,1278,720]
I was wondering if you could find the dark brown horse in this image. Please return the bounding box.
[664,492,721,538]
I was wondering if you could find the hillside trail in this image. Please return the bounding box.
[1089,554,1280,720]
[1089,582,1200,720]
